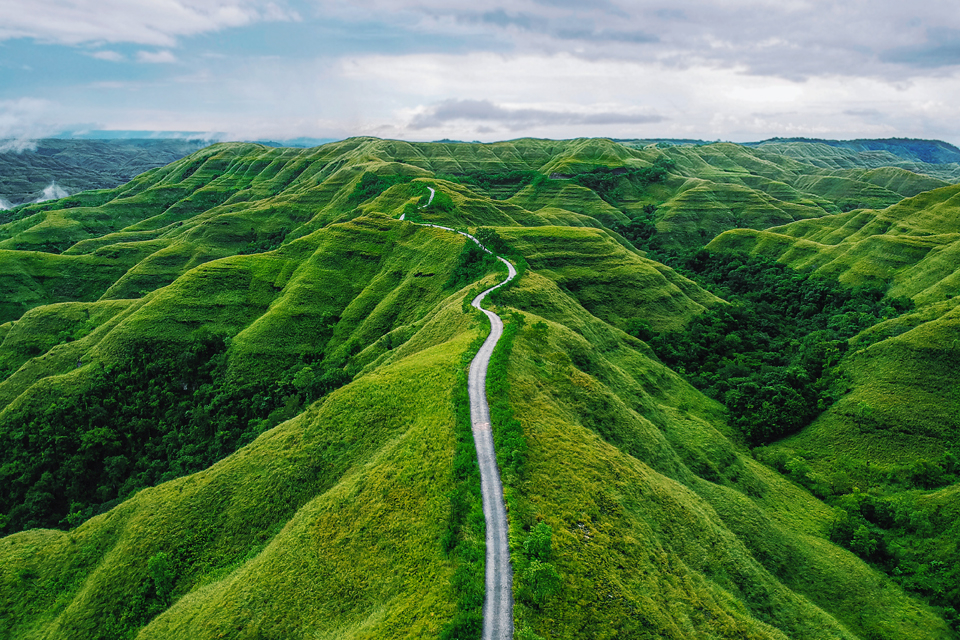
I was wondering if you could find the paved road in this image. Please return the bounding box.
[405,215,516,640]
[399,186,435,220]
[469,254,517,640]
[422,186,436,207]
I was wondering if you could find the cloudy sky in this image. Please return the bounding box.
[2,0,960,144]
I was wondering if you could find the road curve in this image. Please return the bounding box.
[421,186,436,207]
[469,255,517,640]
[407,218,516,640]
[399,186,435,220]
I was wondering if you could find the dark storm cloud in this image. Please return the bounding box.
[410,99,666,130]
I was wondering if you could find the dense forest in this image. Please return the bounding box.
[0,333,349,534]
[646,250,914,445]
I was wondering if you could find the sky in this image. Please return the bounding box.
[2,0,960,145]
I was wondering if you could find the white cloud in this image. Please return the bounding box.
[0,0,300,47]
[336,51,960,142]
[409,99,665,130]
[90,50,124,62]
[308,0,960,82]
[137,50,178,64]
[0,98,61,143]
[5,1,960,144]
[0,138,39,153]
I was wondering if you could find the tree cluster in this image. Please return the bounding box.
[571,156,675,205]
[646,251,913,445]
[347,172,414,205]
[0,333,349,535]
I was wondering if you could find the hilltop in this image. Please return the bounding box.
[0,137,957,639]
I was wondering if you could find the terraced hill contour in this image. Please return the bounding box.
[0,137,957,640]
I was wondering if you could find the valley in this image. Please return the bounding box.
[0,136,957,640]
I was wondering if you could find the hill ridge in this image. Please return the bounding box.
[0,137,957,639]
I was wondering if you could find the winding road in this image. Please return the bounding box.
[402,194,515,640]
[468,253,517,640]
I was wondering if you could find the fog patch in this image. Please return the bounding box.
[0,198,12,210]
[34,182,70,203]
[0,139,39,153]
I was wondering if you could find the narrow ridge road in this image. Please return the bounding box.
[403,208,515,640]
[467,244,516,640]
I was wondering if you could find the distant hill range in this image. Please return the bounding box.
[621,137,960,181]
[0,138,210,207]
[6,136,959,210]
[746,137,960,164]
[622,137,960,162]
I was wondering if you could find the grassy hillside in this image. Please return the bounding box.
[707,184,960,304]
[749,140,960,182]
[704,184,960,632]
[0,139,208,207]
[0,137,957,639]
[493,273,949,639]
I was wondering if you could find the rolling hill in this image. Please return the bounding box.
[0,138,209,208]
[0,137,957,639]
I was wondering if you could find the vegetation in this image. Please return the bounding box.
[0,332,350,534]
[444,238,500,290]
[0,138,207,207]
[348,172,415,205]
[647,250,914,445]
[0,136,958,639]
[570,156,675,204]
[438,169,546,200]
[439,331,486,640]
[487,312,528,482]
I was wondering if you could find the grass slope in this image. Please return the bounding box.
[704,187,960,631]
[1,312,475,639]
[1,136,958,639]
[491,273,949,639]
[707,183,960,304]
[0,136,943,324]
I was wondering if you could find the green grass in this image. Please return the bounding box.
[1,136,958,639]
[492,272,951,639]
[497,225,719,332]
[0,223,496,638]
[707,184,960,304]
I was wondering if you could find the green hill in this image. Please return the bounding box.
[748,140,960,182]
[0,139,209,207]
[707,184,960,304]
[0,137,957,639]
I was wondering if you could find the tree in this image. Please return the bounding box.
[148,552,175,605]
[850,525,878,559]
